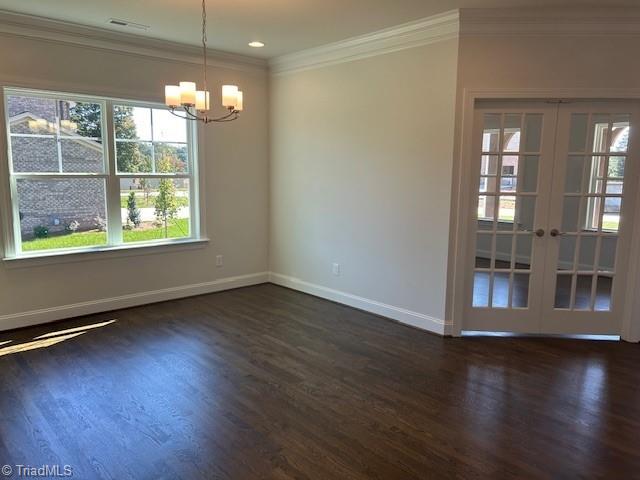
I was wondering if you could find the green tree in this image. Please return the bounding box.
[69,102,101,138]
[154,156,179,237]
[126,191,141,228]
[113,106,151,173]
[69,103,150,172]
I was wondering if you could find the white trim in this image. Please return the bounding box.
[0,9,266,73]
[2,238,210,268]
[269,10,459,76]
[460,7,640,37]
[0,272,269,332]
[269,272,451,336]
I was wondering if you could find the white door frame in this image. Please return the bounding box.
[448,88,640,342]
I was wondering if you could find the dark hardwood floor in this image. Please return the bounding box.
[0,284,639,479]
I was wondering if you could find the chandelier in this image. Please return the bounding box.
[164,0,243,123]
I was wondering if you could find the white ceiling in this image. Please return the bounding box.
[0,0,635,58]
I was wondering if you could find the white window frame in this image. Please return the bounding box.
[1,87,202,260]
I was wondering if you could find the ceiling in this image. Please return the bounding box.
[0,0,635,58]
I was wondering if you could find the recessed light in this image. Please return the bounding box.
[248,41,265,48]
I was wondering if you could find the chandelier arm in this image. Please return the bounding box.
[205,114,239,123]
[169,107,239,124]
[183,108,202,120]
[206,112,239,123]
[168,107,199,121]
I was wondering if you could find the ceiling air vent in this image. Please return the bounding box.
[108,18,150,31]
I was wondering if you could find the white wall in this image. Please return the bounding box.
[0,33,270,329]
[269,39,459,332]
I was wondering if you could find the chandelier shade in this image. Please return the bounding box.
[163,0,243,124]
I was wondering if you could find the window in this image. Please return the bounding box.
[3,88,199,257]
[584,120,628,232]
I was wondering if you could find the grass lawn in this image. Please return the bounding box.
[123,219,189,242]
[120,194,189,209]
[22,219,190,252]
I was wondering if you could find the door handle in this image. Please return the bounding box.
[550,229,565,237]
[534,228,545,237]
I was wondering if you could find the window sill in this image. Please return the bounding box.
[2,238,210,269]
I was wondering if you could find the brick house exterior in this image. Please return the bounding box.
[8,95,106,238]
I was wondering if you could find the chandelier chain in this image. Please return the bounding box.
[202,0,208,93]
[165,0,240,123]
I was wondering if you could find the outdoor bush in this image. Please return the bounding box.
[65,220,80,233]
[33,225,49,239]
[127,191,142,228]
[94,216,107,232]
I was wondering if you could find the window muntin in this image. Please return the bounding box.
[4,88,198,257]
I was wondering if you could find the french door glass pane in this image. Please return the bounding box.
[482,115,501,152]
[554,274,572,309]
[520,156,539,192]
[472,272,490,307]
[598,237,617,271]
[595,276,613,311]
[564,156,586,193]
[568,114,588,152]
[557,236,576,270]
[515,234,532,269]
[523,114,543,152]
[574,275,594,310]
[512,273,530,308]
[475,233,491,268]
[578,236,597,271]
[495,234,513,269]
[492,273,510,308]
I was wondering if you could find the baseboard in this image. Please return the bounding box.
[1,271,452,336]
[0,272,269,332]
[269,272,451,336]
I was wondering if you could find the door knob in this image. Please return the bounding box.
[550,229,565,237]
[535,228,545,237]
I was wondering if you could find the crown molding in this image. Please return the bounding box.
[270,10,459,76]
[460,7,640,37]
[0,9,267,73]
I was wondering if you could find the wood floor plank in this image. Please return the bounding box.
[1,284,639,479]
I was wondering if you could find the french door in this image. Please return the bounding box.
[464,100,639,335]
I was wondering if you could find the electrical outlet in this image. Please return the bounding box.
[216,255,224,267]
[332,263,341,276]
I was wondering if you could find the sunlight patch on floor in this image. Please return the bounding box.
[0,319,117,357]
[34,319,116,340]
[0,332,86,357]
